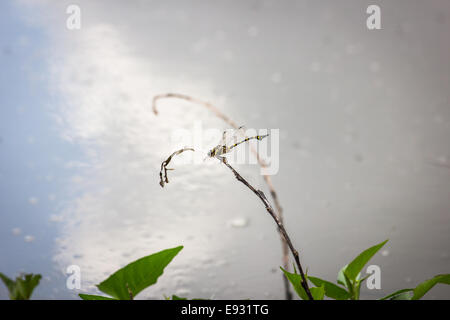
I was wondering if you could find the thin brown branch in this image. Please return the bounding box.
[159,147,195,188]
[219,158,314,300]
[152,93,293,299]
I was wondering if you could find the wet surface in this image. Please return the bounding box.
[1,0,449,299]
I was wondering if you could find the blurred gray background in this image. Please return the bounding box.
[1,0,449,299]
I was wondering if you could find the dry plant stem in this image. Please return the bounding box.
[159,147,195,188]
[152,93,292,299]
[220,158,314,300]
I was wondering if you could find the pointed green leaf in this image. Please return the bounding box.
[380,289,413,300]
[97,246,183,300]
[345,240,388,281]
[392,292,414,300]
[0,273,41,300]
[79,294,117,300]
[0,273,15,295]
[15,274,42,300]
[337,265,349,288]
[309,276,350,300]
[337,265,354,297]
[343,271,355,298]
[411,274,450,300]
[310,285,325,300]
[280,267,309,300]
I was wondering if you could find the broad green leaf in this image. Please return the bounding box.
[79,294,117,300]
[380,289,414,300]
[337,265,348,288]
[97,246,183,300]
[337,265,354,297]
[0,273,41,300]
[0,273,15,294]
[309,276,350,300]
[280,267,309,300]
[381,274,450,300]
[343,271,355,298]
[392,292,414,300]
[411,274,450,300]
[345,240,388,281]
[310,285,325,300]
[15,274,42,300]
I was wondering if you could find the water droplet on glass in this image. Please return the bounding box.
[12,228,21,236]
[228,217,249,228]
[24,235,35,243]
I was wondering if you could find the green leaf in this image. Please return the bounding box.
[280,267,309,300]
[337,265,348,288]
[380,289,414,300]
[379,274,450,300]
[337,265,354,297]
[79,294,117,300]
[0,273,41,300]
[97,246,183,300]
[343,271,355,298]
[392,292,414,300]
[310,285,325,300]
[411,274,450,300]
[345,240,388,282]
[354,280,363,300]
[309,276,350,300]
[171,295,187,300]
[0,273,15,294]
[15,274,42,300]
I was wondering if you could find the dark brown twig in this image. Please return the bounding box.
[159,147,195,188]
[219,158,314,300]
[157,148,314,300]
[152,93,292,299]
